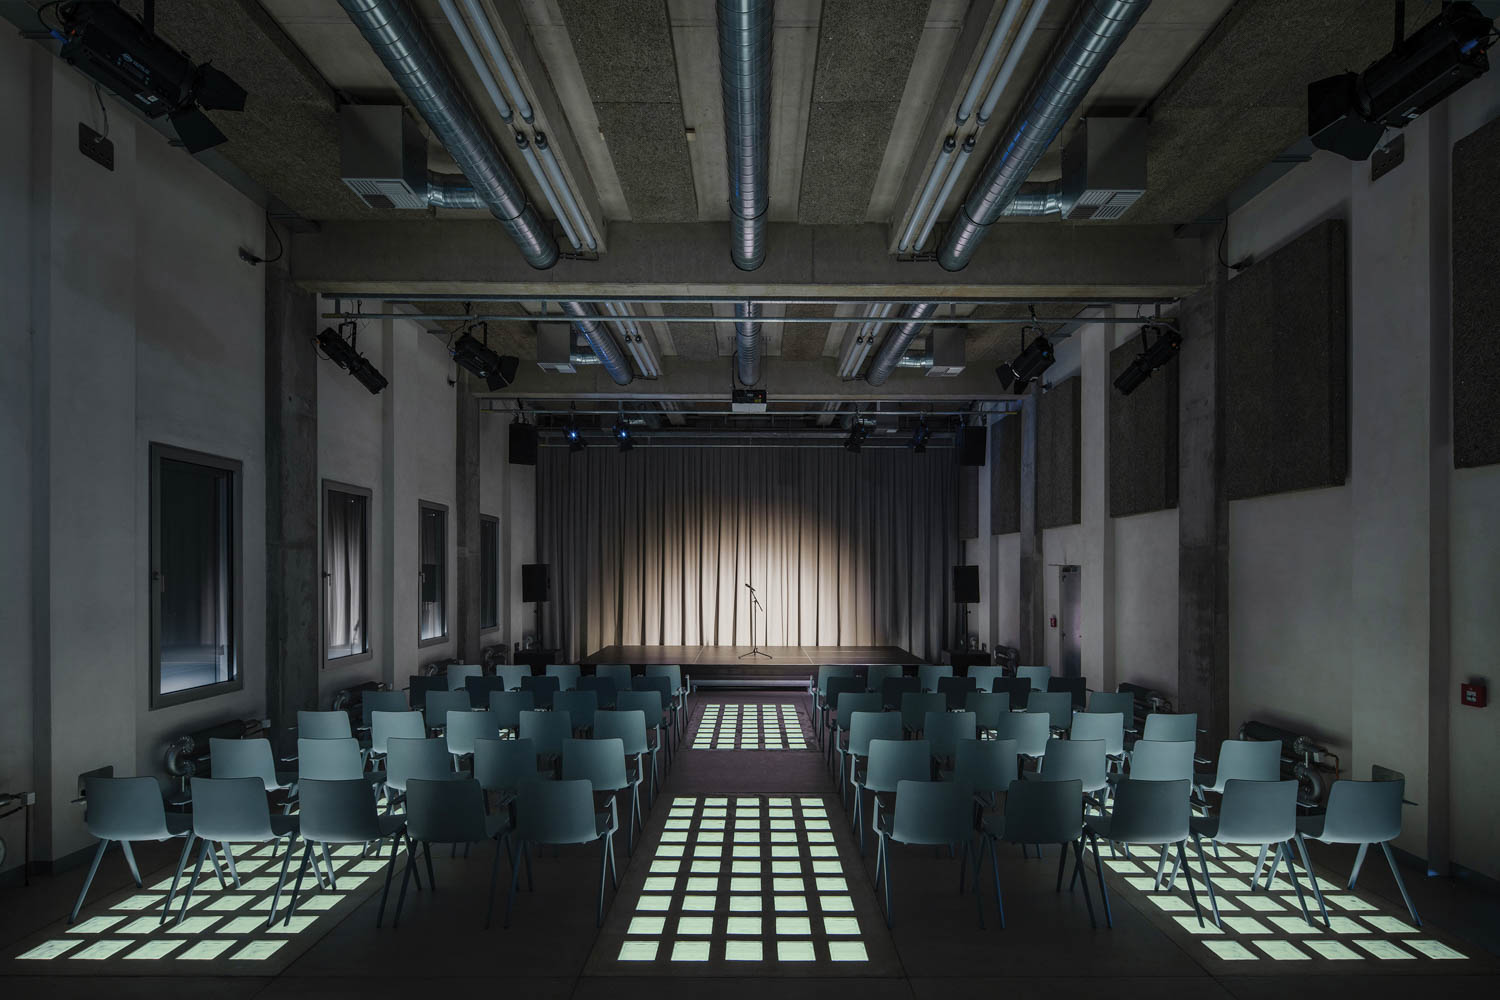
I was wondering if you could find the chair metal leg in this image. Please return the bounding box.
[222,843,241,887]
[596,835,610,927]
[1265,841,1284,887]
[1192,834,1221,927]
[1294,833,1330,927]
[523,840,534,891]
[1089,833,1112,928]
[69,840,111,924]
[505,838,525,928]
[1178,841,1204,927]
[1055,843,1069,892]
[1073,841,1097,928]
[405,833,424,890]
[375,832,401,928]
[1281,840,1313,924]
[422,840,436,891]
[608,831,618,890]
[118,840,144,887]
[266,837,294,928]
[1154,844,1170,890]
[1378,841,1421,927]
[159,835,196,926]
[1252,843,1270,889]
[988,836,1005,928]
[880,833,894,928]
[178,840,213,923]
[392,839,418,928]
[485,836,506,929]
[1348,841,1370,889]
[285,843,313,925]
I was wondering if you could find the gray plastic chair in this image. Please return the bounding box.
[881,675,921,711]
[845,710,902,814]
[287,777,410,928]
[1069,712,1125,767]
[965,691,1009,736]
[298,737,384,786]
[617,690,670,800]
[396,777,513,928]
[496,664,530,690]
[595,663,633,691]
[446,709,500,765]
[924,710,977,763]
[1087,690,1134,723]
[643,664,687,739]
[447,664,483,690]
[519,710,573,763]
[592,711,649,843]
[938,675,979,711]
[385,737,460,808]
[993,675,1031,710]
[1196,739,1281,804]
[968,665,1004,691]
[831,692,881,783]
[1032,738,1108,814]
[371,710,426,758]
[1027,691,1074,733]
[814,665,856,745]
[822,676,863,758]
[577,674,618,710]
[465,675,509,709]
[1016,665,1051,691]
[209,737,297,801]
[69,776,193,924]
[900,691,948,736]
[473,737,543,806]
[631,676,678,758]
[949,738,1019,807]
[1190,778,1312,927]
[857,738,932,855]
[167,777,298,927]
[554,690,599,735]
[424,691,472,731]
[865,663,903,694]
[520,674,561,709]
[1083,777,1197,927]
[875,778,978,927]
[562,738,629,853]
[490,690,535,735]
[507,778,616,927]
[1296,778,1418,927]
[1143,712,1197,743]
[545,664,581,691]
[407,674,447,711]
[361,690,409,732]
[297,710,353,741]
[1121,739,1195,783]
[994,711,1051,763]
[979,778,1104,928]
[918,663,953,692]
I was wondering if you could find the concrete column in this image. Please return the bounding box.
[1177,238,1230,748]
[454,372,482,662]
[264,227,320,727]
[1080,322,1116,692]
[1018,394,1043,663]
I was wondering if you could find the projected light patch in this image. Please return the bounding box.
[13,839,406,966]
[616,795,866,965]
[691,703,809,750]
[1097,840,1467,965]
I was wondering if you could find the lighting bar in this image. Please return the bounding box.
[458,0,534,123]
[913,135,976,251]
[977,0,1050,125]
[437,0,513,122]
[957,0,1027,124]
[897,136,955,252]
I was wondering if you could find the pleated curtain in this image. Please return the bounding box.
[536,445,959,662]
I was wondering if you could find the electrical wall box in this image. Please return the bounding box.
[340,105,429,210]
[732,389,768,413]
[1461,681,1487,708]
[1061,117,1147,221]
[926,327,967,377]
[536,323,578,374]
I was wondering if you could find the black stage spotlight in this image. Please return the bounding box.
[450,324,520,391]
[613,419,633,452]
[1113,324,1182,396]
[908,417,930,454]
[316,323,387,394]
[996,326,1055,392]
[565,420,585,453]
[844,420,871,453]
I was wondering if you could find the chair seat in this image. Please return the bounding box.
[1295,814,1328,838]
[1084,815,1113,840]
[269,815,300,838]
[165,814,194,837]
[485,813,513,840]
[376,814,406,839]
[1187,815,1220,838]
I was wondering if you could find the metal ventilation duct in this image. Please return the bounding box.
[337,0,558,270]
[558,301,634,386]
[863,302,939,386]
[937,0,1152,270]
[718,0,774,272]
[734,300,762,386]
[425,172,486,210]
[1000,181,1063,216]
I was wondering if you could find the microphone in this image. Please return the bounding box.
[744,582,755,590]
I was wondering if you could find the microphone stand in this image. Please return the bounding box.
[739,582,771,659]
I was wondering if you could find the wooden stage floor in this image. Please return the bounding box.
[579,645,920,668]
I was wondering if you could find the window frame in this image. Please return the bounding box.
[480,513,500,633]
[149,443,244,710]
[322,480,373,667]
[417,500,449,647]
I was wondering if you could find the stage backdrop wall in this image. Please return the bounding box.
[537,445,960,662]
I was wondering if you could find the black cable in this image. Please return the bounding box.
[240,210,285,266]
[1217,225,1229,270]
[93,84,108,138]
[35,1,64,34]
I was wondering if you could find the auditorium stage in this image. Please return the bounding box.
[580,645,920,668]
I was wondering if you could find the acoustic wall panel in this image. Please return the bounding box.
[1110,333,1179,516]
[1224,219,1348,500]
[991,414,1021,535]
[1038,378,1081,529]
[1453,113,1500,469]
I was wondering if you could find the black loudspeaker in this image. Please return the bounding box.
[509,422,538,466]
[958,425,987,466]
[953,565,979,604]
[522,563,549,603]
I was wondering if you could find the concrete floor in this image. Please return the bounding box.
[2,692,1497,998]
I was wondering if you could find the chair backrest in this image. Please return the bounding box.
[923,711,977,758]
[297,710,352,741]
[371,710,427,754]
[545,664,581,690]
[644,664,683,693]
[816,664,855,697]
[1027,691,1074,732]
[1209,739,1282,790]
[496,664,531,690]
[1068,712,1124,757]
[593,709,649,755]
[835,692,881,731]
[890,779,971,846]
[1036,738,1106,791]
[847,710,903,758]
[465,675,509,708]
[362,690,409,728]
[900,692,948,733]
[825,676,862,713]
[918,663,953,692]
[83,776,171,840]
[1127,740,1196,782]
[562,737,628,792]
[1000,777,1082,845]
[595,664,633,690]
[297,737,365,780]
[864,663,903,692]
[1215,779,1298,843]
[1143,712,1197,743]
[189,777,275,842]
[490,690,536,730]
[519,710,572,755]
[964,691,1009,731]
[577,675,617,709]
[967,665,1004,691]
[408,674,446,710]
[209,737,277,788]
[1319,778,1405,844]
[993,675,1031,710]
[632,675,672,707]
[1017,665,1051,691]
[616,690,667,729]
[424,690,472,725]
[520,674,560,709]
[863,738,932,793]
[881,675,921,710]
[447,664,483,690]
[1047,675,1087,709]
[554,690,599,732]
[1106,777,1191,845]
[938,675,978,710]
[472,737,538,794]
[516,778,599,845]
[993,711,1051,758]
[446,710,499,756]
[953,738,1019,796]
[386,737,454,791]
[297,777,383,844]
[1086,690,1134,719]
[405,777,488,843]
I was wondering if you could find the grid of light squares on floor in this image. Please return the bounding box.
[14,840,398,963]
[1101,840,1466,963]
[690,703,809,751]
[617,795,867,964]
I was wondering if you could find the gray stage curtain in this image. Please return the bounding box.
[536,446,959,662]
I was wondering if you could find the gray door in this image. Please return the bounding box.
[1059,565,1082,678]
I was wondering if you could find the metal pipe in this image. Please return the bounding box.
[957,0,1026,124]
[331,293,1167,306]
[976,0,1050,126]
[941,0,1151,270]
[437,0,512,122]
[558,300,633,385]
[326,310,1154,326]
[514,132,579,249]
[914,134,976,251]
[717,0,774,270]
[999,180,1063,216]
[336,0,557,269]
[425,171,486,210]
[863,301,940,386]
[458,0,534,123]
[734,300,762,386]
[897,136,955,252]
[896,350,933,368]
[535,132,596,251]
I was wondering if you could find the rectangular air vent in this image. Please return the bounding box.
[926,327,967,377]
[339,106,428,211]
[1061,117,1147,222]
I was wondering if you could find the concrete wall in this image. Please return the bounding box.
[1113,508,1178,695]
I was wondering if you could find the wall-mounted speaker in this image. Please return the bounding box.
[952,565,980,604]
[958,425,987,466]
[509,422,538,466]
[522,563,549,604]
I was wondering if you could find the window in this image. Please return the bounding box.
[419,501,447,644]
[324,483,371,663]
[150,445,242,708]
[480,514,500,631]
